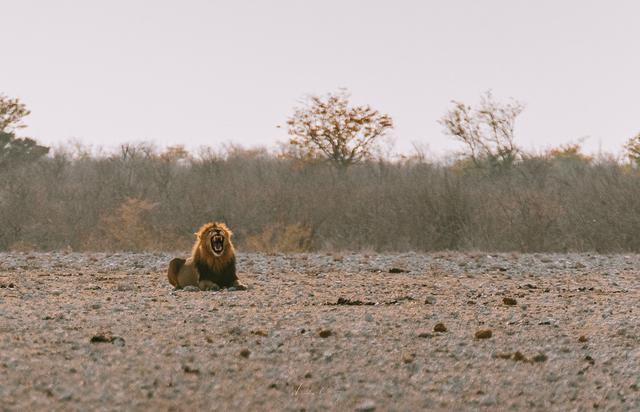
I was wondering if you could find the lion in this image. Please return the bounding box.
[167,222,246,291]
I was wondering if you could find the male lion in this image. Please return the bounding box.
[167,222,246,291]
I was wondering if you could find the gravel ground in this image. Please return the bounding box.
[1,251,639,411]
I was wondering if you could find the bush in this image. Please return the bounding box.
[3,142,640,253]
[245,223,313,253]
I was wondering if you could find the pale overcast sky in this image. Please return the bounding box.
[2,0,639,156]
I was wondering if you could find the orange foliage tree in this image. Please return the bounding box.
[286,89,393,169]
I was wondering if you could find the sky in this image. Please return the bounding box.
[2,0,639,157]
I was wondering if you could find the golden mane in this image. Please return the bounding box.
[191,222,235,273]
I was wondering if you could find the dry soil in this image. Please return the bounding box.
[1,251,639,411]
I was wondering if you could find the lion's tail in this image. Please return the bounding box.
[167,258,186,288]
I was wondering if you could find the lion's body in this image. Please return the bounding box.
[167,222,245,291]
[167,257,197,288]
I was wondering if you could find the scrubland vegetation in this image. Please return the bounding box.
[2,91,640,253]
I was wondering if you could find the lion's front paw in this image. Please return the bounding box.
[232,282,247,291]
[198,280,220,291]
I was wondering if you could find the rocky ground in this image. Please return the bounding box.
[0,251,639,411]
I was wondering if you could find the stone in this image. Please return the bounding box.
[319,329,333,338]
[475,329,493,339]
[503,297,517,306]
[355,399,376,412]
[434,323,447,333]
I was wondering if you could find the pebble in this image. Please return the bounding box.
[402,353,416,363]
[434,323,447,333]
[90,332,125,346]
[475,329,493,339]
[355,399,376,412]
[319,329,333,338]
[532,353,548,363]
[513,351,527,362]
[503,297,517,306]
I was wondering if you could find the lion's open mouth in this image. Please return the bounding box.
[211,235,224,255]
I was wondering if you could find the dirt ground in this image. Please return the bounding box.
[1,251,639,411]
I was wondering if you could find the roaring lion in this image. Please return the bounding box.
[167,222,246,291]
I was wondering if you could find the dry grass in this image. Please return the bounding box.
[1,144,640,253]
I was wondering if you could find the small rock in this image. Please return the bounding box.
[334,297,375,306]
[355,399,376,412]
[513,351,527,362]
[424,295,437,305]
[389,268,407,273]
[503,297,517,306]
[319,329,333,338]
[90,332,125,346]
[228,326,243,336]
[182,285,199,292]
[183,365,200,374]
[239,348,251,358]
[402,353,415,363]
[538,318,556,326]
[434,323,447,333]
[475,329,493,339]
[578,335,588,343]
[532,353,547,363]
[116,284,135,291]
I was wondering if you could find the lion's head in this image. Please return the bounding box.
[192,222,235,259]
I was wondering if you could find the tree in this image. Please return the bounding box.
[286,89,393,169]
[440,91,524,169]
[0,132,49,170]
[0,94,48,170]
[624,132,640,166]
[0,94,30,133]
